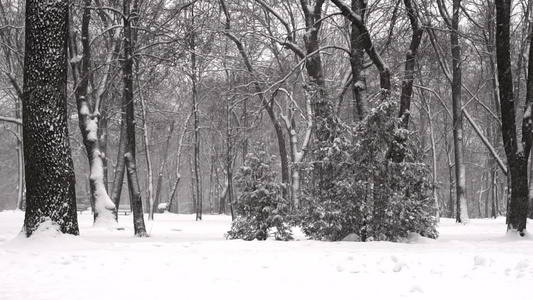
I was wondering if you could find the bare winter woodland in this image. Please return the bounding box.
[1,0,532,238]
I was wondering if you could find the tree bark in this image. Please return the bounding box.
[349,0,367,121]
[139,80,154,219]
[22,0,78,236]
[71,0,116,225]
[167,112,191,213]
[111,118,127,210]
[495,0,529,235]
[388,0,423,163]
[123,0,147,236]
[154,121,175,214]
[189,12,202,221]
[437,0,469,223]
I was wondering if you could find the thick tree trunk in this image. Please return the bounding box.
[125,153,148,236]
[22,0,78,236]
[495,0,529,235]
[300,0,332,139]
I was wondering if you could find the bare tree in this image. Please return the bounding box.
[495,0,531,235]
[22,0,79,236]
[123,0,147,236]
[70,0,117,225]
[436,0,469,223]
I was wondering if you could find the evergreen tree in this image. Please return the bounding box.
[299,99,438,242]
[226,149,292,241]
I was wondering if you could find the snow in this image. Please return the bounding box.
[89,149,117,227]
[1,211,533,299]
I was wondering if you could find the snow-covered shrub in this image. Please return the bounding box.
[297,133,372,241]
[371,161,438,241]
[226,151,293,241]
[298,99,438,242]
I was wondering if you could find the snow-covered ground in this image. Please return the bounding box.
[1,210,532,299]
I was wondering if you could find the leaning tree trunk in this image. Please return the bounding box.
[72,0,116,225]
[22,0,78,236]
[167,113,191,213]
[110,118,127,211]
[154,121,175,214]
[495,0,530,235]
[123,0,147,237]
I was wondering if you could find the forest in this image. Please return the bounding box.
[0,0,531,240]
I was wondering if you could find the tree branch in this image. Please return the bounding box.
[0,115,22,125]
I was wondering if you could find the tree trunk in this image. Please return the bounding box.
[389,0,423,163]
[422,90,440,222]
[125,153,148,236]
[491,168,498,218]
[22,0,78,236]
[154,121,175,214]
[167,113,191,213]
[450,0,469,223]
[189,153,197,214]
[226,94,235,219]
[139,82,154,219]
[72,0,116,225]
[99,115,109,192]
[349,0,367,121]
[495,0,529,235]
[190,19,202,221]
[445,135,455,218]
[111,118,127,210]
[16,137,24,210]
[123,0,147,236]
[523,6,533,220]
